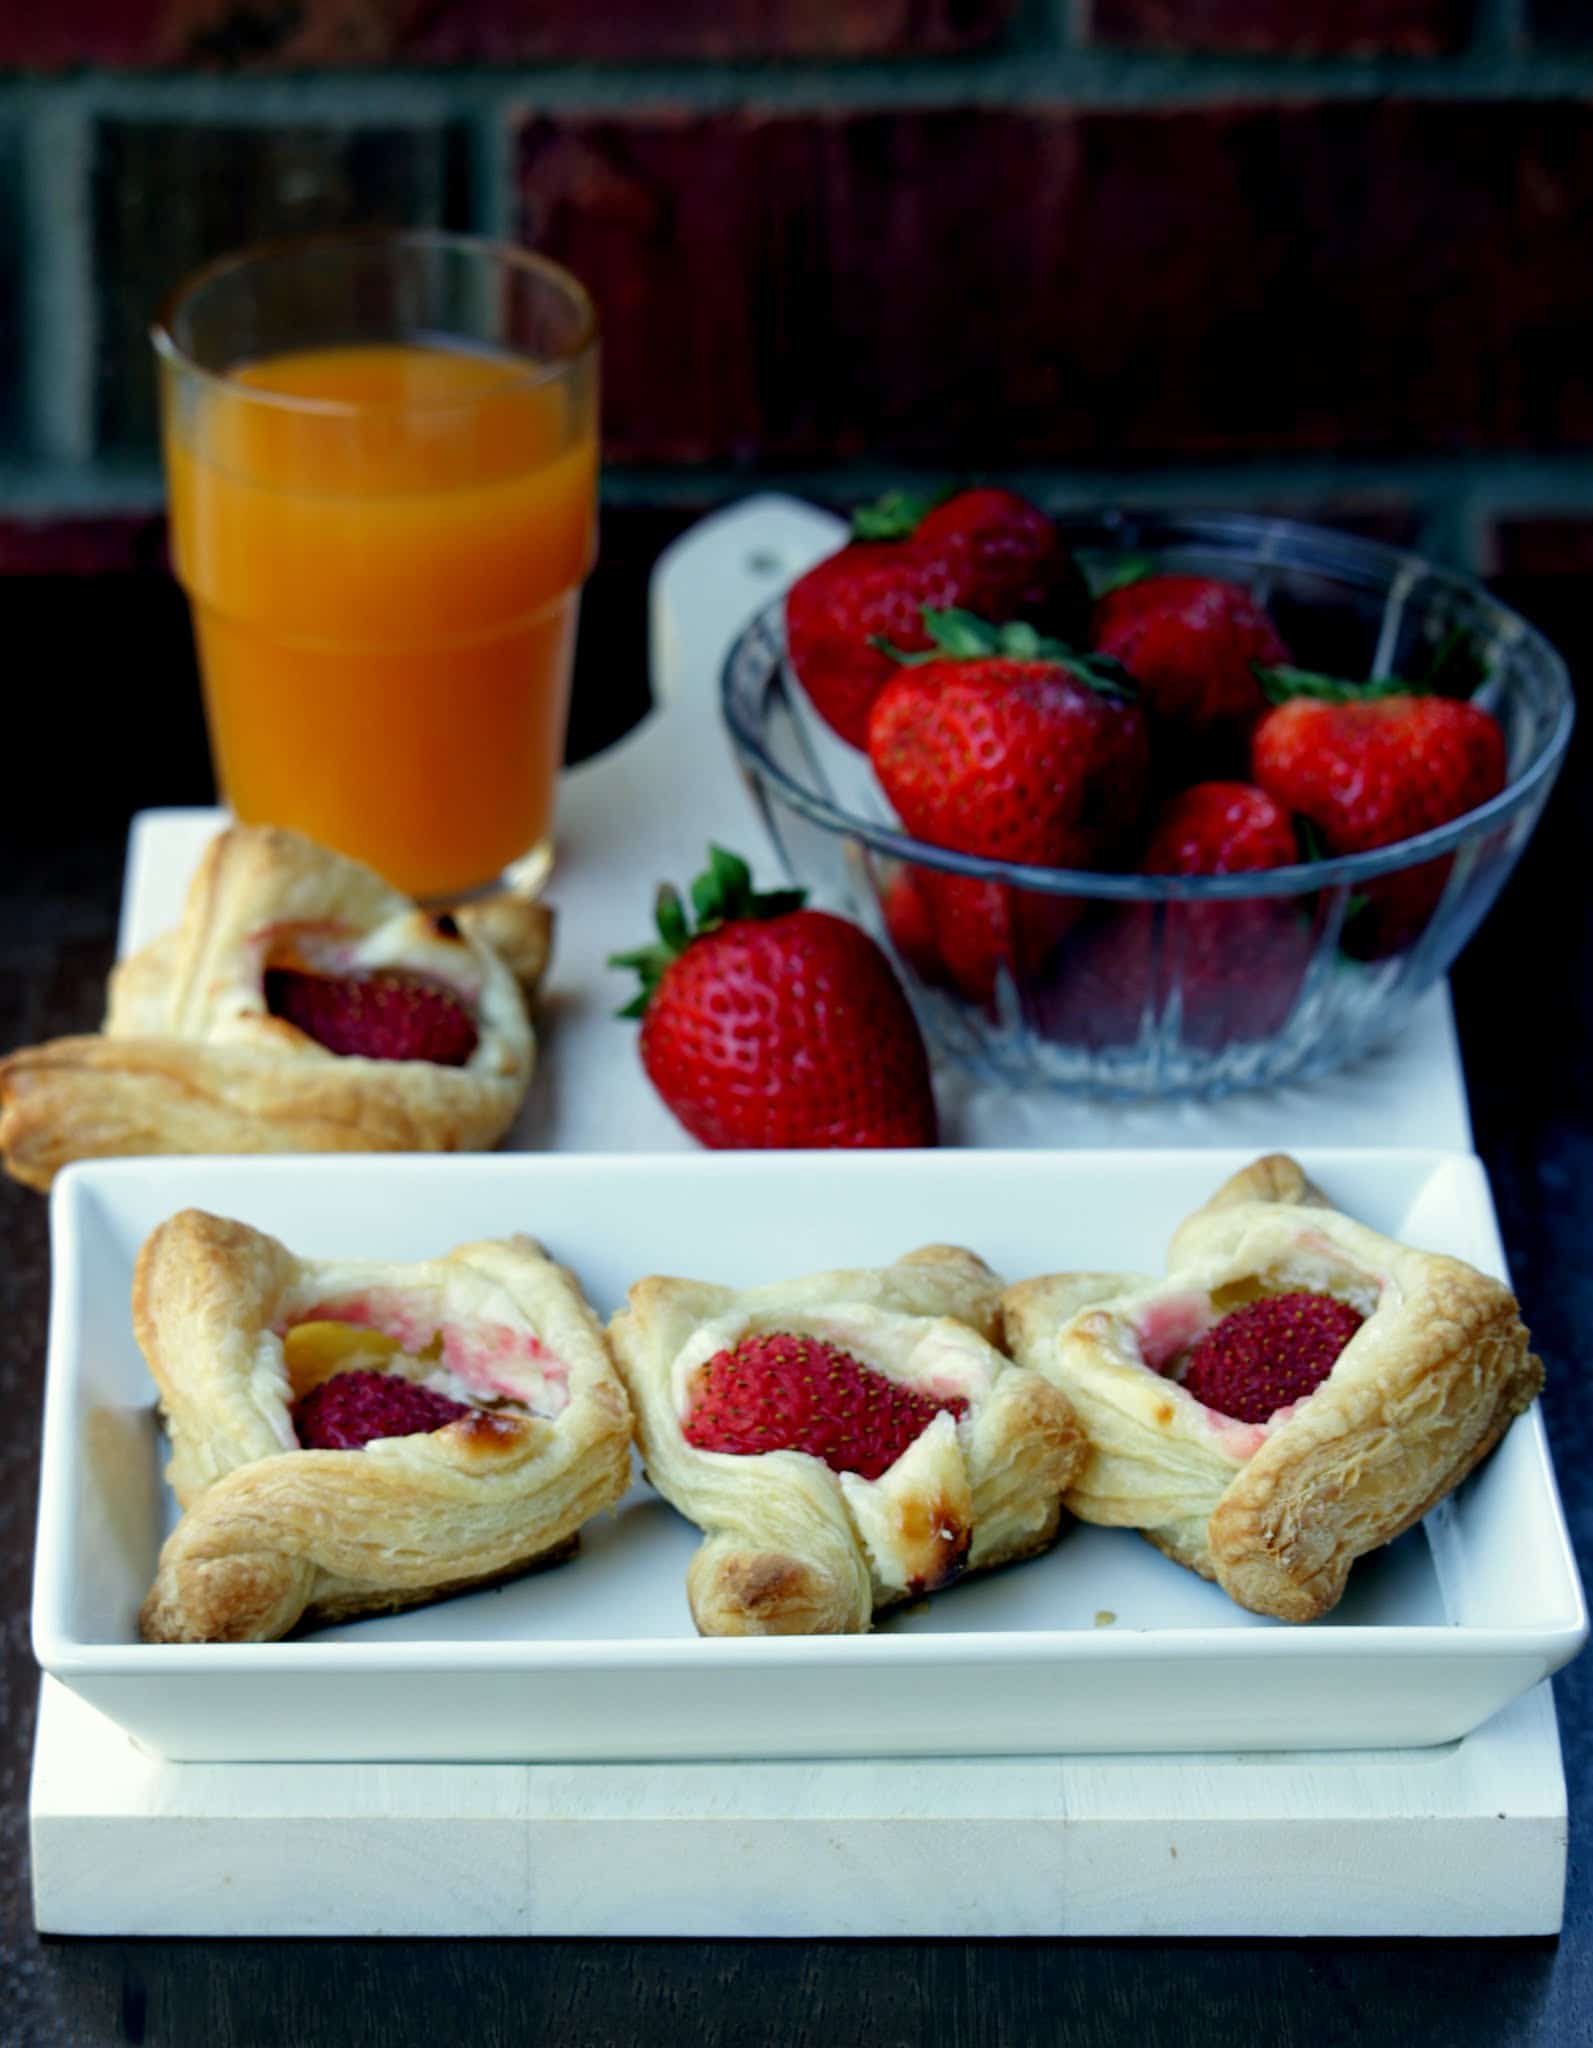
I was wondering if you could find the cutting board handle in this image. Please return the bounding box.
[648,493,844,714]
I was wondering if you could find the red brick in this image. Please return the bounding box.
[513,102,1593,467]
[1484,514,1593,579]
[408,0,1015,61]
[1079,0,1471,54]
[0,0,1012,68]
[0,2,165,69]
[0,515,167,576]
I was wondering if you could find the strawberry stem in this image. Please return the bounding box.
[871,605,1136,702]
[1255,663,1417,707]
[1087,553,1155,598]
[609,846,808,1018]
[849,484,954,542]
[1255,614,1492,709]
[656,884,691,953]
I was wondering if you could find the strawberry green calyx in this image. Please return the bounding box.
[870,606,1138,702]
[1086,553,1155,598]
[849,485,953,542]
[1256,619,1492,708]
[608,845,806,1019]
[1254,663,1418,708]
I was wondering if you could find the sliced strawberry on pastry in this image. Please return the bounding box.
[682,1331,968,1482]
[1177,1292,1364,1425]
[264,967,479,1065]
[292,1368,472,1450]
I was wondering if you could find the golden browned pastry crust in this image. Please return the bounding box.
[608,1245,1086,1636]
[0,825,554,1189]
[135,1209,632,1642]
[1001,1153,1544,1623]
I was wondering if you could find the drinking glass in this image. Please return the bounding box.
[154,231,599,899]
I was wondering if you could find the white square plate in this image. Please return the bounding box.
[32,1148,1586,1763]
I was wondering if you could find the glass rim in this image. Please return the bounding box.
[150,228,599,417]
[721,510,1577,903]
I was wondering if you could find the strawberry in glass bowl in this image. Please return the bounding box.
[725,508,1572,1099]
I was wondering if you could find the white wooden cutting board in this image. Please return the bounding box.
[31,495,1563,1938]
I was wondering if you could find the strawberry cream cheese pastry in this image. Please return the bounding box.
[0,824,553,1189]
[136,1209,632,1642]
[1001,1154,1543,1622]
[609,1247,1085,1636]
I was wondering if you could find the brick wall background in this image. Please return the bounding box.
[2,0,1593,824]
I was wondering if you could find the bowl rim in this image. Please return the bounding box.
[721,508,1576,903]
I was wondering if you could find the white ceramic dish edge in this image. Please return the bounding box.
[31,1148,1587,1762]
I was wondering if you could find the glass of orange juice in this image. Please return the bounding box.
[153,231,598,900]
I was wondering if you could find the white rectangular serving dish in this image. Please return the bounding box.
[33,1148,1585,1764]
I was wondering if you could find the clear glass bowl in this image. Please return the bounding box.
[722,510,1574,1099]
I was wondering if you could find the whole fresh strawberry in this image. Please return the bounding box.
[785,487,1090,748]
[906,869,1078,1008]
[1179,1292,1364,1424]
[912,487,1086,626]
[1039,781,1311,1054]
[1140,779,1299,875]
[1251,667,1507,851]
[1091,572,1290,766]
[1251,665,1507,955]
[867,608,1151,867]
[882,861,1077,1010]
[683,1330,966,1480]
[265,967,478,1065]
[612,846,937,1150]
[880,865,952,991]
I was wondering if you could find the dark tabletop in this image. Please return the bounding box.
[1,553,1589,2048]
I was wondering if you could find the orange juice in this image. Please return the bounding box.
[164,342,598,898]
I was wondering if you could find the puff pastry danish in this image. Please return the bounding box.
[0,824,553,1190]
[136,1209,632,1642]
[609,1246,1086,1636]
[1001,1153,1544,1622]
